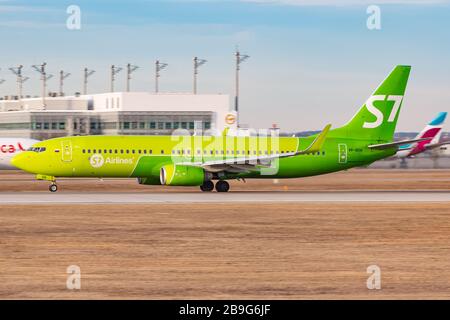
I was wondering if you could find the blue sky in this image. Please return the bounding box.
[0,0,449,131]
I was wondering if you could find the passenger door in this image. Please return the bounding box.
[61,140,72,162]
[338,143,348,164]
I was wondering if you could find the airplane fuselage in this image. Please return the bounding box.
[12,135,394,180]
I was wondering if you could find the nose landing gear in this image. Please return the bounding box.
[49,183,58,193]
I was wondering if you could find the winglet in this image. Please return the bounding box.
[222,127,230,136]
[297,124,331,155]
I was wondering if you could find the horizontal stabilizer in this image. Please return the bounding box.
[425,141,450,151]
[368,137,430,150]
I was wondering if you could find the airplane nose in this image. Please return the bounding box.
[11,152,29,171]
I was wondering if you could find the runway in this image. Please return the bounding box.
[1,190,449,204]
[2,169,450,299]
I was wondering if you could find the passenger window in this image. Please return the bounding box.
[120,150,124,154]
[82,149,85,154]
[126,150,130,154]
[114,150,118,154]
[161,150,164,154]
[150,150,153,154]
[132,150,135,154]
[87,149,91,153]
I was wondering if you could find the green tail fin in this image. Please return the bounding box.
[332,65,411,142]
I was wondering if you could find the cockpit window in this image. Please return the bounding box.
[27,147,47,153]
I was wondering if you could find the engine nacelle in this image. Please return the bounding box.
[160,164,211,186]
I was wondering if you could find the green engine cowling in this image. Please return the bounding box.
[160,164,212,186]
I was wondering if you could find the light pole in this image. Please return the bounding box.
[155,60,168,94]
[31,62,53,109]
[126,63,139,92]
[21,76,29,89]
[110,65,123,93]
[9,65,23,108]
[59,70,71,96]
[235,50,250,128]
[193,57,207,94]
[83,68,95,95]
[9,65,23,106]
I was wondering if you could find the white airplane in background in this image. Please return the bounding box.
[396,112,449,158]
[0,138,39,169]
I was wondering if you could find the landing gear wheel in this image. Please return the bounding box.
[215,180,230,193]
[49,184,58,193]
[200,181,214,192]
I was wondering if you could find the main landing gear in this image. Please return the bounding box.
[199,180,230,193]
[200,180,214,192]
[215,180,230,192]
[49,183,58,193]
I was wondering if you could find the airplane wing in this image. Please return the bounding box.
[368,137,431,150]
[178,124,331,173]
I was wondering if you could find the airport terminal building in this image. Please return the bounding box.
[0,92,235,140]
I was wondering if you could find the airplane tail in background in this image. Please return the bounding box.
[400,111,448,156]
[330,65,411,142]
[416,111,447,145]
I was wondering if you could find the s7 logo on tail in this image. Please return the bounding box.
[363,95,403,129]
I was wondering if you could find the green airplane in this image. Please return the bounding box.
[12,65,423,193]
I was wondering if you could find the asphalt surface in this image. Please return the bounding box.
[1,190,449,203]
